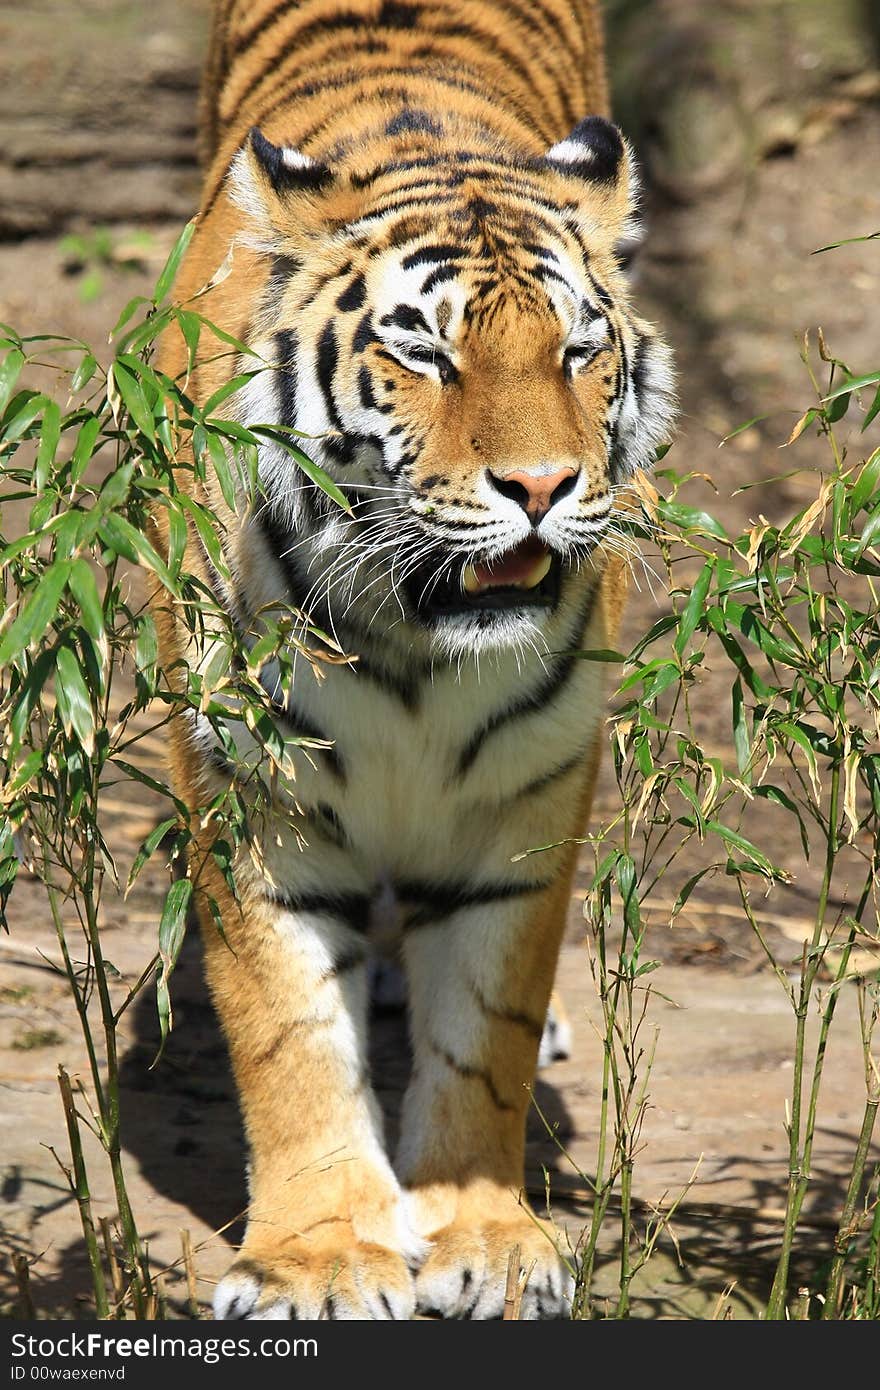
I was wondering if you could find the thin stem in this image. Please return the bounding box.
[58,1066,109,1319]
[765,760,841,1318]
[823,1095,880,1318]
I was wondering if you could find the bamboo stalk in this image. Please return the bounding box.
[100,1216,125,1316]
[181,1228,200,1319]
[502,1244,522,1320]
[12,1252,36,1319]
[793,1287,811,1320]
[58,1066,109,1319]
[823,1095,880,1318]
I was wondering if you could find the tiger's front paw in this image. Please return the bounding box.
[214,1231,418,1320]
[410,1186,574,1320]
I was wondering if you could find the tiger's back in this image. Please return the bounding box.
[156,0,674,1320]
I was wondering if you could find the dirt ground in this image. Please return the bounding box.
[1,1,879,1319]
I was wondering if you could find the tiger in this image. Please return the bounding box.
[153,0,675,1320]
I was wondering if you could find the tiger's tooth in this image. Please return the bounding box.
[462,563,482,594]
[518,551,553,589]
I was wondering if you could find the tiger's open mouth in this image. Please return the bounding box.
[407,536,562,620]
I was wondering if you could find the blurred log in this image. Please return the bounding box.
[603,0,879,200]
[0,0,208,235]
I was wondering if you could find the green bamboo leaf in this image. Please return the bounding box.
[134,614,159,696]
[34,399,61,493]
[109,295,150,338]
[822,370,880,404]
[719,415,769,445]
[614,852,641,938]
[70,352,98,393]
[110,362,155,441]
[705,821,782,879]
[111,758,189,818]
[68,558,105,646]
[115,352,166,398]
[2,392,48,445]
[754,784,810,858]
[54,645,95,755]
[0,559,72,667]
[178,493,228,575]
[850,450,880,514]
[97,460,135,512]
[4,748,44,798]
[570,648,626,663]
[115,307,173,358]
[657,500,727,540]
[858,505,880,554]
[7,648,56,753]
[69,415,102,484]
[127,817,180,892]
[175,308,202,374]
[671,867,714,921]
[165,501,188,576]
[862,385,880,432]
[0,347,25,415]
[673,776,705,834]
[98,513,139,564]
[675,557,715,656]
[251,425,352,513]
[155,876,193,1053]
[207,430,238,510]
[812,230,880,253]
[203,372,263,416]
[199,318,261,355]
[100,513,176,592]
[154,219,197,304]
[731,677,751,778]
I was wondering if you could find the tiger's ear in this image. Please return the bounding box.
[545,116,640,243]
[228,127,333,243]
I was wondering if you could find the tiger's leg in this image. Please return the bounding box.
[201,865,423,1320]
[396,851,581,1320]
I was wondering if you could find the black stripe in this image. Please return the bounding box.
[513,753,585,801]
[380,304,431,335]
[316,320,347,440]
[336,273,367,312]
[357,366,379,411]
[400,237,467,266]
[455,583,600,776]
[268,888,371,935]
[397,875,549,930]
[427,1040,514,1112]
[420,263,459,294]
[354,654,422,710]
[257,507,311,604]
[469,982,544,1040]
[352,311,378,354]
[386,108,442,137]
[323,949,366,978]
[253,65,524,139]
[378,1,419,27]
[249,127,332,193]
[233,0,301,53]
[533,263,578,293]
[272,698,345,781]
[423,20,569,125]
[274,328,297,425]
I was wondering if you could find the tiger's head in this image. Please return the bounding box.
[227,114,675,660]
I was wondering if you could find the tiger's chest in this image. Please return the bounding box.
[276,637,605,884]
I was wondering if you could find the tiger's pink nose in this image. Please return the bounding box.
[487,465,579,525]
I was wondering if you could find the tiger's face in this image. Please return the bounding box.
[230,118,675,658]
